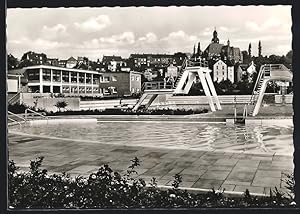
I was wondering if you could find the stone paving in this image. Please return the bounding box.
[8,132,294,196]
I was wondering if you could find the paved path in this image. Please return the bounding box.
[8,132,294,196]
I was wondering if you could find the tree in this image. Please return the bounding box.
[248,43,252,57]
[54,101,68,112]
[197,42,201,55]
[258,40,262,57]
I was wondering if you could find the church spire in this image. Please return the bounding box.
[211,28,219,44]
[197,42,201,55]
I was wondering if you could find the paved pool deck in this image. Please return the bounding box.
[8,131,293,196]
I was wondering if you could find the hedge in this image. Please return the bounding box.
[8,157,297,209]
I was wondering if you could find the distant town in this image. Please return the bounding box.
[8,29,293,98]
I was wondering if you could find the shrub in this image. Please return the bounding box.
[8,157,297,209]
[46,108,208,116]
[54,101,68,112]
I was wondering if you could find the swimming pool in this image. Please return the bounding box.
[9,119,293,155]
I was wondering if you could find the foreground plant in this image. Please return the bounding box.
[8,157,297,209]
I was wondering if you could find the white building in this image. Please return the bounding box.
[166,64,178,78]
[213,60,227,82]
[227,65,234,83]
[247,61,256,75]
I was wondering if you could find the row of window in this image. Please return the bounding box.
[131,76,140,81]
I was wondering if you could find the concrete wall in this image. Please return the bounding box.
[275,94,293,104]
[21,93,80,112]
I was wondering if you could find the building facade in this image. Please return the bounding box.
[12,65,141,97]
[203,29,242,63]
[98,71,141,96]
[213,60,228,82]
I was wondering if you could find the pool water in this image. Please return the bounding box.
[10,120,293,155]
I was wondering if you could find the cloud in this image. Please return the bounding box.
[8,37,70,55]
[162,30,198,43]
[74,15,111,32]
[41,24,68,40]
[82,31,135,49]
[99,31,135,44]
[245,18,285,32]
[138,32,158,43]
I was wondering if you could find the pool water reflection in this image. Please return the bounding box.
[11,121,293,155]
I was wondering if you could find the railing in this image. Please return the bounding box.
[8,111,27,123]
[249,64,290,106]
[143,81,174,90]
[25,108,48,121]
[186,58,208,67]
[8,117,22,128]
[8,86,25,104]
[243,104,248,119]
[248,64,267,105]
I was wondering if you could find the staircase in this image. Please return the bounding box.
[248,64,293,116]
[133,57,220,112]
[174,58,187,89]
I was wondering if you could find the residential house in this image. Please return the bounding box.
[21,51,47,65]
[213,60,228,83]
[66,56,77,69]
[166,64,178,78]
[102,55,127,72]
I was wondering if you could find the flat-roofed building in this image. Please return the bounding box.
[21,65,103,96]
[99,71,142,96]
[9,65,141,98]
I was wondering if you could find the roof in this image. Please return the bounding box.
[8,68,26,75]
[67,56,77,62]
[22,65,103,75]
[239,64,249,71]
[102,55,123,62]
[129,53,173,58]
[205,43,223,55]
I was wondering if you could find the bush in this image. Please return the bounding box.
[8,103,45,114]
[8,157,296,209]
[54,101,68,112]
[46,108,209,116]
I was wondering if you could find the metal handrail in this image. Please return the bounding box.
[249,64,266,105]
[8,117,22,128]
[7,111,27,123]
[25,108,48,121]
[143,81,174,90]
[243,104,248,119]
[8,87,24,104]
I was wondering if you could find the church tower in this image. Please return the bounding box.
[211,28,219,44]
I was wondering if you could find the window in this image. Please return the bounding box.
[136,76,140,81]
[104,76,110,82]
[28,69,39,81]
[52,70,61,82]
[62,71,69,82]
[216,66,218,69]
[79,73,85,83]
[222,66,224,69]
[93,75,99,84]
[131,88,135,93]
[71,72,77,83]
[112,76,117,81]
[43,86,50,93]
[86,74,92,84]
[42,69,51,81]
[28,86,39,93]
[131,76,135,81]
[62,86,70,93]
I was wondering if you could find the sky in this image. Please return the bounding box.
[7,6,292,61]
